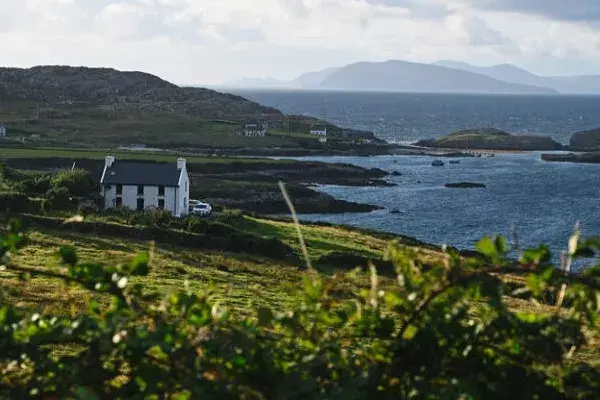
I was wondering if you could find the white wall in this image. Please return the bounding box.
[165,187,177,215]
[103,185,114,209]
[310,129,327,136]
[177,168,190,217]
[102,184,179,216]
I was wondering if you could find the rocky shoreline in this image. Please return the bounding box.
[541,152,600,164]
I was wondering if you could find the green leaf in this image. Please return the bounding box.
[494,236,507,255]
[257,307,274,326]
[476,237,496,258]
[58,246,78,266]
[72,386,100,400]
[130,251,150,276]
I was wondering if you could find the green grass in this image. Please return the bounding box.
[1,214,439,316]
[0,147,301,165]
[0,102,324,149]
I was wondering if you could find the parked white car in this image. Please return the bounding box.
[190,201,212,217]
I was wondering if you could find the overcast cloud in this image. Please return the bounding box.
[0,0,598,84]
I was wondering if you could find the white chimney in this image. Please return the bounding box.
[105,155,115,168]
[177,157,186,170]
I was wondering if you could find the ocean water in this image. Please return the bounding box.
[232,90,600,144]
[229,90,600,257]
[295,153,600,257]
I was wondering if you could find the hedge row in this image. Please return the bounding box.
[0,193,42,214]
[7,214,299,262]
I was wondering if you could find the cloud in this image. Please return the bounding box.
[446,14,513,46]
[467,0,600,24]
[0,0,600,83]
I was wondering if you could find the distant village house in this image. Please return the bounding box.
[239,121,268,137]
[99,156,190,217]
[0,123,6,137]
[310,126,327,137]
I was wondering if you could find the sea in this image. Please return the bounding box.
[233,90,600,259]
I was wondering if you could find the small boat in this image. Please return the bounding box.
[449,160,460,164]
[431,160,445,167]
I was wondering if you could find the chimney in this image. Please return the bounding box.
[105,155,115,168]
[177,157,186,170]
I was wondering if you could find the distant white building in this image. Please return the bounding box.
[239,121,268,137]
[319,136,327,143]
[310,126,327,137]
[99,156,190,217]
[0,123,6,137]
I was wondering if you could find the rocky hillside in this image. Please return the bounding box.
[569,128,600,151]
[0,66,282,119]
[415,128,564,151]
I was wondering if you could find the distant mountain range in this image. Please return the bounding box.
[224,60,600,95]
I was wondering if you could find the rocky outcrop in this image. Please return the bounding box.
[445,182,486,189]
[569,128,600,151]
[415,128,564,151]
[541,152,600,164]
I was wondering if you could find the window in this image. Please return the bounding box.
[158,199,165,210]
[137,198,144,211]
[158,185,165,196]
[184,198,188,210]
[185,181,188,191]
[116,184,123,195]
[137,185,144,195]
[115,197,122,207]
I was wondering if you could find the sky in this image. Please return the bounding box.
[1,0,600,85]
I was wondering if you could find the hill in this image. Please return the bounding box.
[415,128,564,151]
[287,66,341,88]
[434,60,558,91]
[435,61,600,94]
[0,66,282,117]
[0,66,385,151]
[316,60,559,94]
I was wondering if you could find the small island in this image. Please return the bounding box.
[415,128,564,151]
[445,182,486,189]
[541,152,600,164]
[569,127,600,151]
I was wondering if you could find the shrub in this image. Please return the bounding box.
[45,187,76,211]
[50,169,95,197]
[0,192,33,213]
[15,175,52,195]
[1,223,600,398]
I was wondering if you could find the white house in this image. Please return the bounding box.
[310,126,327,137]
[0,123,6,137]
[99,156,190,217]
[239,121,268,137]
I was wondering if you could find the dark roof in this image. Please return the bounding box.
[101,160,182,187]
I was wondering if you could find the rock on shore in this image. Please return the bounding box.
[444,182,487,189]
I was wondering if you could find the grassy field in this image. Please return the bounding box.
[0,101,329,149]
[1,214,435,317]
[0,146,300,165]
[3,213,599,367]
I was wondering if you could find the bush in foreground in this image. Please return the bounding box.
[1,221,600,398]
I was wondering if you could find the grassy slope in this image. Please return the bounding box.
[3,215,598,366]
[1,215,437,317]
